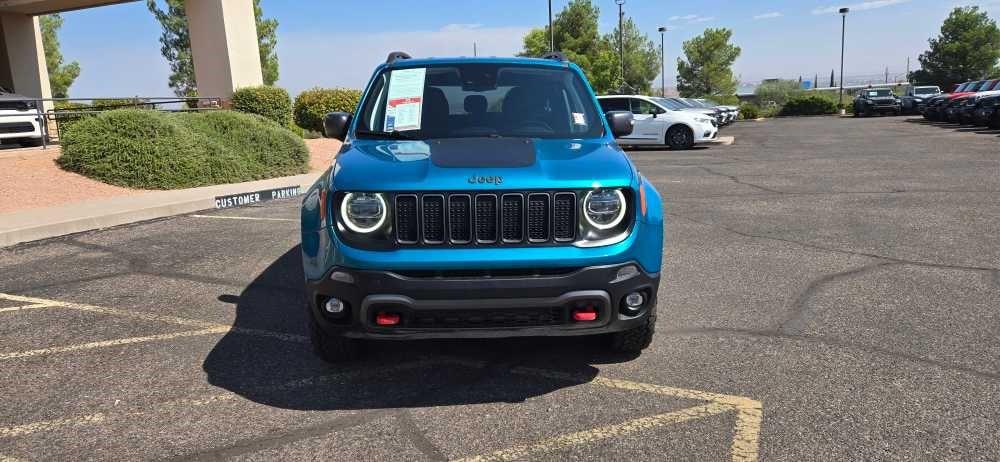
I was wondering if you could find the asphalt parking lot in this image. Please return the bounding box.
[1,115,998,461]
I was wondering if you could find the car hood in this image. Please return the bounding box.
[679,108,716,116]
[331,137,634,192]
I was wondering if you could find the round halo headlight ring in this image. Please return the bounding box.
[583,189,627,230]
[340,192,387,233]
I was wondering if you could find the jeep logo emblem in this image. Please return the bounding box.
[468,175,503,185]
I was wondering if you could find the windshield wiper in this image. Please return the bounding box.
[355,129,420,140]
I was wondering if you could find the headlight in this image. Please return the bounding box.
[340,192,387,233]
[583,189,626,230]
[695,117,713,124]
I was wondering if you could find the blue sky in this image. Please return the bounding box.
[58,0,1000,98]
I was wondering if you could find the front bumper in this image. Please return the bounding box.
[693,122,718,143]
[0,115,41,141]
[307,262,660,340]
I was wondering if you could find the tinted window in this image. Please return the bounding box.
[598,98,628,112]
[356,63,604,140]
[866,89,893,97]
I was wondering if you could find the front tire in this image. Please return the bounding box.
[609,306,656,353]
[666,125,694,150]
[309,311,360,362]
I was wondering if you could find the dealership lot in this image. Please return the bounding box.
[1,116,998,461]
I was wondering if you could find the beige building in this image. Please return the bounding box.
[0,0,264,107]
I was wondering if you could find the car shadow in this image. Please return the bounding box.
[202,246,632,411]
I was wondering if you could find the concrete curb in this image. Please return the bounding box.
[0,173,320,248]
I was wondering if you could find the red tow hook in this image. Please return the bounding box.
[572,306,598,322]
[375,312,400,326]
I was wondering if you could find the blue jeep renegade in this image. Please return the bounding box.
[300,52,664,361]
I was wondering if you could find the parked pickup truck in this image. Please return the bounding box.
[301,52,664,361]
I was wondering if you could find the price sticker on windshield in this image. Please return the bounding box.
[385,68,427,132]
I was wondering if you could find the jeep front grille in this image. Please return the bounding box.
[393,191,577,246]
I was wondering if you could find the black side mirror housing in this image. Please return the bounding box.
[323,112,352,141]
[605,111,634,138]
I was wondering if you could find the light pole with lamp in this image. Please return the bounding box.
[548,0,554,52]
[658,26,668,97]
[616,0,626,92]
[838,7,849,107]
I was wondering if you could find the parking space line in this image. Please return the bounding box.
[0,293,219,329]
[0,359,438,439]
[0,327,231,360]
[190,215,297,222]
[511,366,763,462]
[452,403,732,462]
[0,303,57,313]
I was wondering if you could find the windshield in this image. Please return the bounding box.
[914,86,939,95]
[652,97,685,110]
[866,89,893,97]
[668,98,696,108]
[354,63,604,140]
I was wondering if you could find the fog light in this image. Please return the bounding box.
[324,298,345,314]
[625,292,644,308]
[612,265,639,283]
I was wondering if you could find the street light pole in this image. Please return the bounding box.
[548,0,554,52]
[658,27,667,97]
[616,0,625,92]
[839,7,849,106]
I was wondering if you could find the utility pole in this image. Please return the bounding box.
[658,26,667,97]
[473,42,477,57]
[839,7,849,106]
[906,57,910,82]
[548,0,554,52]
[885,66,889,84]
[616,0,626,92]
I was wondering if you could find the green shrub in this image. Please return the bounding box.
[779,95,839,116]
[738,103,760,120]
[293,87,363,133]
[58,109,308,189]
[231,85,292,126]
[754,80,803,107]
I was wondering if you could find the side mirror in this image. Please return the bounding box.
[605,111,634,138]
[323,112,352,141]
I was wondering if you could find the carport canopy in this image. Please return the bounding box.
[0,0,263,106]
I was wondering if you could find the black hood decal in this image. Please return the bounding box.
[428,137,537,168]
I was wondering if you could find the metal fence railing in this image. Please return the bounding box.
[0,96,223,150]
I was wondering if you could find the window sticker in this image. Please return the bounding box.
[384,68,427,132]
[572,112,586,125]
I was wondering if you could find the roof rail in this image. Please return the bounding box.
[540,51,567,62]
[385,51,412,64]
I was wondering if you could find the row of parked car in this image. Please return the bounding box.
[921,79,1000,128]
[596,95,737,149]
[852,86,942,117]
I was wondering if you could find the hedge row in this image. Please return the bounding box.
[778,95,840,116]
[58,109,309,189]
[230,86,362,135]
[293,88,362,132]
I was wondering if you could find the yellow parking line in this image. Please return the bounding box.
[0,327,231,360]
[0,304,57,313]
[0,293,219,328]
[0,359,437,438]
[511,366,763,462]
[452,403,733,462]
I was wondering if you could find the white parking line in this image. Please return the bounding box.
[190,215,297,222]
[0,327,231,360]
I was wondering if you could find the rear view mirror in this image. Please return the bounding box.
[605,111,634,138]
[323,112,352,141]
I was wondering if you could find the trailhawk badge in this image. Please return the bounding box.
[468,175,504,185]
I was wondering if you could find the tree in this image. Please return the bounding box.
[518,0,658,94]
[146,0,280,97]
[39,14,80,98]
[596,18,660,94]
[912,6,1000,87]
[676,28,741,98]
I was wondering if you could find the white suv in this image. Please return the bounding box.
[0,91,44,147]
[598,95,718,149]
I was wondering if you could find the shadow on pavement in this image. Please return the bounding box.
[203,246,630,411]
